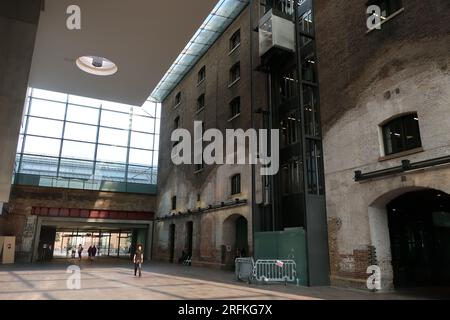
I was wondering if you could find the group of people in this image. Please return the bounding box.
[68,244,98,261]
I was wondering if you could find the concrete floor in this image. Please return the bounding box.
[0,259,449,300]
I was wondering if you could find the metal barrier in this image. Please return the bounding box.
[252,260,297,284]
[235,258,255,282]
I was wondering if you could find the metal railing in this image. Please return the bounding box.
[253,259,297,284]
[235,258,298,285]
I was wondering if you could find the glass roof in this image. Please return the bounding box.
[150,0,249,102]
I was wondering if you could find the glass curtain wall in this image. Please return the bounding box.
[14,88,160,194]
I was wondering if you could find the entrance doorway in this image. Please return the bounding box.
[52,229,134,259]
[388,189,450,287]
[235,216,248,257]
[37,226,56,261]
[222,214,249,269]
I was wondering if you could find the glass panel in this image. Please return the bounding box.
[96,145,128,163]
[100,110,130,129]
[302,54,316,83]
[29,99,66,120]
[383,118,404,155]
[129,149,153,166]
[99,127,129,146]
[59,159,94,179]
[64,123,98,143]
[17,135,24,153]
[280,111,300,148]
[20,116,27,134]
[155,118,160,135]
[404,115,422,150]
[23,136,61,157]
[95,162,126,182]
[68,95,102,108]
[20,155,59,177]
[26,117,64,138]
[127,165,152,184]
[66,104,99,125]
[152,151,159,167]
[61,141,96,160]
[136,102,156,118]
[156,104,161,119]
[154,135,160,151]
[102,101,132,113]
[303,85,320,137]
[279,69,297,103]
[32,88,67,102]
[132,115,155,133]
[130,132,154,150]
[305,140,324,195]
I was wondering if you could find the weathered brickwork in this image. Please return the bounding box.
[316,0,450,289]
[154,2,266,268]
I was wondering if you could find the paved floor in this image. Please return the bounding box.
[0,259,449,300]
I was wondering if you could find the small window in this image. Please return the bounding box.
[197,94,205,111]
[231,174,241,195]
[230,97,241,118]
[174,116,180,129]
[229,63,241,85]
[174,92,181,106]
[198,66,206,84]
[367,0,403,20]
[382,113,422,156]
[171,196,177,210]
[230,29,241,52]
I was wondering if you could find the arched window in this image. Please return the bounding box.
[382,113,422,156]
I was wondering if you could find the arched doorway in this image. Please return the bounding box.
[387,189,450,287]
[222,214,249,269]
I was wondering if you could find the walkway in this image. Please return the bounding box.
[0,260,448,300]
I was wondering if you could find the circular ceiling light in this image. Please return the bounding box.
[76,55,118,76]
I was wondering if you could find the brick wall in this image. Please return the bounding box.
[0,185,156,261]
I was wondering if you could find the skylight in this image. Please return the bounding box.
[150,0,249,102]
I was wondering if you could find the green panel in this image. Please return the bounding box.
[126,183,157,194]
[15,173,41,186]
[254,228,308,285]
[136,229,147,248]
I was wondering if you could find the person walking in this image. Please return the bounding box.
[87,245,93,261]
[77,244,83,261]
[92,245,97,261]
[133,244,144,277]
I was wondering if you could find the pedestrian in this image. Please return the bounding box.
[88,245,93,260]
[71,247,76,259]
[133,244,144,277]
[78,244,83,261]
[92,245,97,261]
